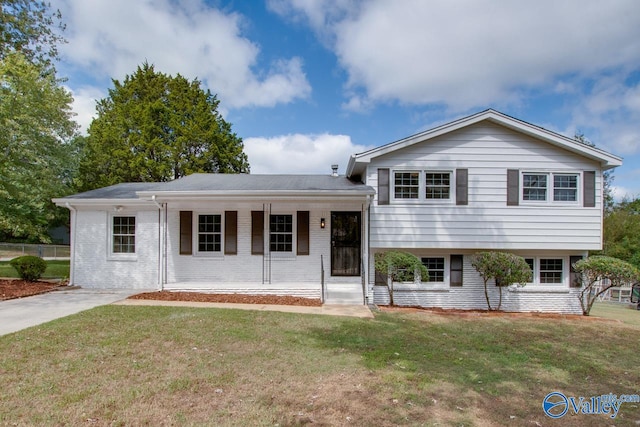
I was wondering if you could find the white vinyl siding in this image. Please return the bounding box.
[367,122,603,251]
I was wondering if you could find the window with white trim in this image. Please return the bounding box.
[394,172,420,199]
[197,214,221,253]
[540,259,563,284]
[421,257,445,282]
[270,214,293,252]
[553,174,578,201]
[112,216,135,254]
[523,174,547,201]
[522,172,579,203]
[425,172,451,200]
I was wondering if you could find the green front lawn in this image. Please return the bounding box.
[0,306,638,426]
[0,260,70,279]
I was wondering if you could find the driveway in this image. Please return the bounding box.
[0,287,148,336]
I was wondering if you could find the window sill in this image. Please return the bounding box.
[508,285,570,294]
[393,283,451,292]
[107,254,137,262]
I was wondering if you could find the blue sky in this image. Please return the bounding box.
[52,0,640,199]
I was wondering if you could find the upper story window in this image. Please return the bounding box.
[393,170,453,202]
[553,174,578,202]
[522,172,579,204]
[270,214,293,252]
[426,172,451,199]
[198,214,222,253]
[112,216,135,254]
[394,172,420,199]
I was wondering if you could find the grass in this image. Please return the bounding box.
[0,306,638,426]
[0,260,69,279]
[592,301,640,327]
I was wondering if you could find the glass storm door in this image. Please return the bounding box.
[331,212,361,276]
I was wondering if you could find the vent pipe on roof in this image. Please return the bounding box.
[331,164,339,177]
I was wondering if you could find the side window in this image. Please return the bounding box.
[540,259,563,284]
[553,174,578,202]
[112,216,135,254]
[523,174,547,201]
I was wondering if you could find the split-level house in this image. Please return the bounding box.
[54,110,622,313]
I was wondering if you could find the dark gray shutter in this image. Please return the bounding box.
[297,211,310,256]
[224,211,237,255]
[179,211,192,255]
[570,255,584,288]
[450,255,463,286]
[378,168,390,205]
[456,169,468,205]
[583,171,596,208]
[251,211,264,255]
[507,169,519,206]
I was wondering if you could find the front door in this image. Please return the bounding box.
[331,212,361,276]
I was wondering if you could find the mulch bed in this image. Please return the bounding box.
[0,279,65,301]
[129,290,323,307]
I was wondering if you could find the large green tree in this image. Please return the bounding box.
[602,198,640,268]
[0,0,65,69]
[77,63,249,190]
[0,51,77,241]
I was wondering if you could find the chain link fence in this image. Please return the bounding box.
[0,243,70,260]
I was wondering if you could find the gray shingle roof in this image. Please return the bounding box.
[56,174,374,202]
[151,174,373,193]
[61,182,162,199]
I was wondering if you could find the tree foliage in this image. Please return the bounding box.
[573,255,640,315]
[0,0,65,70]
[601,198,640,268]
[470,251,532,311]
[374,251,428,305]
[77,63,249,191]
[0,51,77,241]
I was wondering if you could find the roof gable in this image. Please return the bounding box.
[347,109,622,177]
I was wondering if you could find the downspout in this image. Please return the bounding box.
[64,203,77,286]
[151,195,164,290]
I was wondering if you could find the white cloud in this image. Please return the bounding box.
[54,0,311,109]
[243,133,374,174]
[272,0,640,111]
[65,86,104,134]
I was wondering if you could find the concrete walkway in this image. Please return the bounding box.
[0,288,375,336]
[114,298,375,318]
[0,288,147,336]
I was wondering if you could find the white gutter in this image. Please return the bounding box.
[64,202,77,286]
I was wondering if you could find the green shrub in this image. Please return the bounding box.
[9,256,47,281]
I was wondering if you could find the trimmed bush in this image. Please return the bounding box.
[9,256,47,281]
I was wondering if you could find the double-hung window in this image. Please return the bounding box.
[393,170,453,202]
[522,172,579,203]
[522,174,547,201]
[421,257,445,282]
[270,214,293,252]
[425,173,451,200]
[112,216,135,254]
[198,214,222,253]
[394,172,420,199]
[553,174,578,202]
[540,259,563,284]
